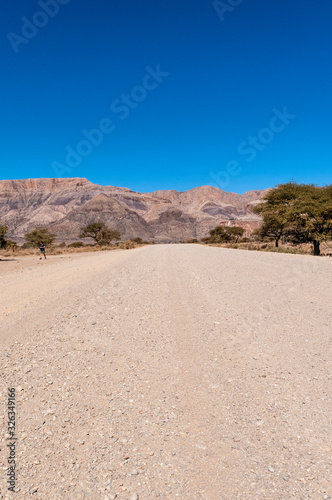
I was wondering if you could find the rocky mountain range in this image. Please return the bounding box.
[0,178,268,243]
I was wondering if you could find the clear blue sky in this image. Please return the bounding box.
[1,0,331,193]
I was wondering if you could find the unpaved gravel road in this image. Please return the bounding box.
[1,244,331,499]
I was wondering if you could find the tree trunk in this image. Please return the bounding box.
[313,240,320,256]
[275,238,279,247]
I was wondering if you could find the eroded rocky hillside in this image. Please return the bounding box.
[0,178,267,242]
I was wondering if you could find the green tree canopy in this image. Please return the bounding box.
[286,184,332,255]
[253,182,332,255]
[79,222,121,246]
[252,213,287,247]
[25,228,56,248]
[226,226,245,242]
[203,225,245,244]
[252,182,300,247]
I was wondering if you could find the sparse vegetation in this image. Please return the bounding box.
[205,240,332,255]
[118,238,149,249]
[0,227,149,259]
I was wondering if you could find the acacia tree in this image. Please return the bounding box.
[286,184,332,256]
[253,183,332,255]
[0,225,9,249]
[79,222,121,246]
[202,225,244,244]
[252,183,300,247]
[252,213,286,247]
[25,228,56,247]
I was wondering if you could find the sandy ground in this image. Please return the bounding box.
[0,244,331,499]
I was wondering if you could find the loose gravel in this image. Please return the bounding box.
[0,245,331,499]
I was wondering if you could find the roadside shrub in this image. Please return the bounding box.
[119,240,137,249]
[0,225,8,249]
[68,242,85,248]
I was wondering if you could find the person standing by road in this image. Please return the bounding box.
[39,242,46,260]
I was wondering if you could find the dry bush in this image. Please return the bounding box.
[118,240,138,250]
[0,245,118,259]
[204,241,317,255]
[0,238,150,259]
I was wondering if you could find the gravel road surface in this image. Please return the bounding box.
[1,245,331,499]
